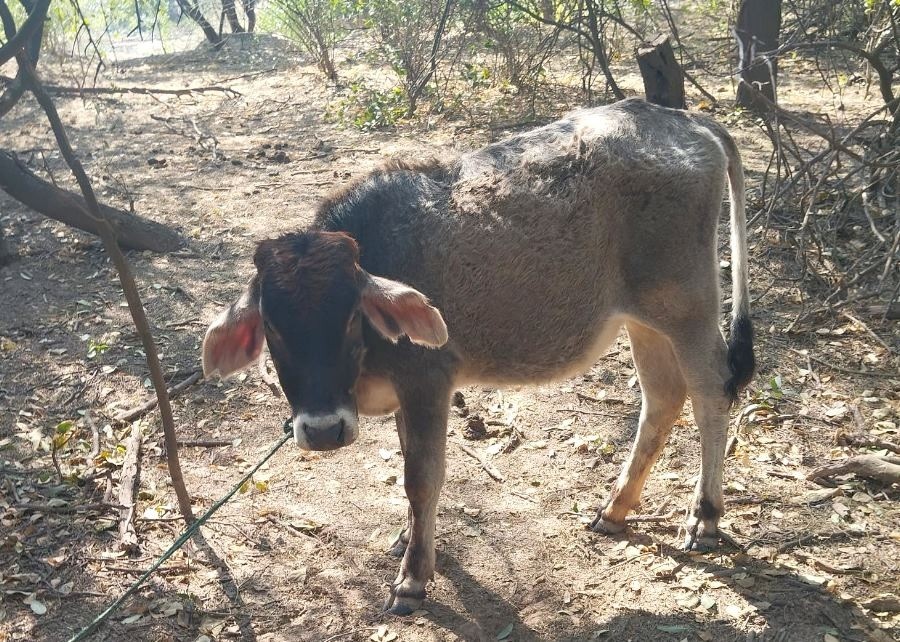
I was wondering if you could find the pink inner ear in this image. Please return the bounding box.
[203,303,265,378]
[360,275,448,347]
[240,318,261,357]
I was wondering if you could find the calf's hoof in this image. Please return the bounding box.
[382,586,426,616]
[682,523,719,552]
[588,510,626,535]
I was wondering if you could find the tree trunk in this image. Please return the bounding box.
[539,0,553,22]
[222,0,245,33]
[242,0,256,33]
[735,0,782,111]
[583,0,625,101]
[174,0,223,48]
[0,151,184,252]
[0,223,14,266]
[636,35,685,109]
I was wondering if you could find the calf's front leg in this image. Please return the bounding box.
[383,381,450,615]
[388,409,411,557]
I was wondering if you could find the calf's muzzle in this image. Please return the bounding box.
[292,411,358,451]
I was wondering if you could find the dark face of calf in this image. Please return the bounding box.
[202,231,449,452]
[254,233,365,450]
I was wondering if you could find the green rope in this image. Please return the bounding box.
[68,429,293,642]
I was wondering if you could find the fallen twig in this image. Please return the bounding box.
[102,564,191,575]
[177,439,235,448]
[789,348,896,378]
[839,310,895,354]
[793,551,866,576]
[150,114,221,161]
[774,529,863,554]
[576,552,655,588]
[257,351,282,397]
[624,509,677,524]
[114,370,202,423]
[458,443,505,482]
[556,406,627,418]
[117,422,142,552]
[213,66,278,84]
[808,454,900,485]
[576,392,624,404]
[0,76,241,98]
[836,430,900,455]
[86,410,101,459]
[16,502,123,513]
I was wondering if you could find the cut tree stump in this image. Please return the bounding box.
[636,35,685,109]
[0,150,184,252]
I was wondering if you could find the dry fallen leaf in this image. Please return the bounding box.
[699,594,717,611]
[24,594,47,615]
[370,626,398,642]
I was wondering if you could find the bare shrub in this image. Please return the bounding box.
[271,0,349,80]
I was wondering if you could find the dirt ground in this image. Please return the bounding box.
[1,32,898,642]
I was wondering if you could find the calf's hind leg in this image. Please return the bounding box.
[668,324,734,551]
[590,321,687,533]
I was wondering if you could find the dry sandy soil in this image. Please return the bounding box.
[1,31,898,642]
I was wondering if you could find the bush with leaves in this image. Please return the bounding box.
[362,0,457,116]
[329,81,408,129]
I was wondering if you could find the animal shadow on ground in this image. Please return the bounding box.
[392,528,890,642]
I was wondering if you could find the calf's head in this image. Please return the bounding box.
[202,231,448,450]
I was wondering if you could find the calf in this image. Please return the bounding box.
[202,98,754,614]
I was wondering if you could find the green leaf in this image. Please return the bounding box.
[496,623,514,640]
[56,420,75,434]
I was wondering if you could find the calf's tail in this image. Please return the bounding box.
[715,128,755,402]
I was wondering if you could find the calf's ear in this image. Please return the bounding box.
[360,274,448,348]
[202,281,264,378]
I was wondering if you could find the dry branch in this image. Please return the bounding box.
[808,454,900,485]
[624,509,677,524]
[864,303,900,320]
[0,150,184,252]
[117,422,142,552]
[837,432,900,455]
[178,439,234,448]
[258,352,282,397]
[0,76,241,98]
[0,0,49,66]
[0,0,42,120]
[114,370,203,423]
[458,443,505,482]
[16,55,195,522]
[16,502,122,514]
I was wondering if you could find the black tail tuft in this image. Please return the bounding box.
[724,314,755,403]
